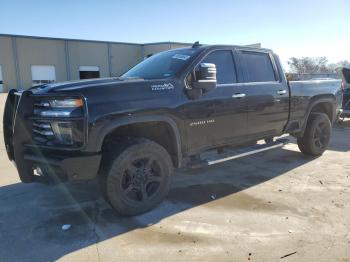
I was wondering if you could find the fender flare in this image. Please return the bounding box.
[300,96,336,135]
[93,115,183,167]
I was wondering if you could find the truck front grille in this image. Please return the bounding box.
[32,120,55,144]
[32,101,54,144]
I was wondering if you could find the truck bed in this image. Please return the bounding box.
[287,79,343,132]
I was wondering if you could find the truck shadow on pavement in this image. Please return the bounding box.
[0,137,348,261]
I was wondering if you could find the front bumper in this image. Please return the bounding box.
[23,146,101,182]
[3,89,101,183]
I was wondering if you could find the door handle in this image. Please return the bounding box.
[232,93,246,99]
[277,90,287,95]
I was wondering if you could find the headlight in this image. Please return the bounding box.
[38,108,77,117]
[51,122,83,145]
[49,98,83,108]
[34,98,84,118]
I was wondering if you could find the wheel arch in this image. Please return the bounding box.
[97,116,183,168]
[300,95,336,135]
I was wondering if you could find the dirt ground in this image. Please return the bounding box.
[0,93,349,262]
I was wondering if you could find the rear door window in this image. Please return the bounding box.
[240,51,277,82]
[202,50,237,84]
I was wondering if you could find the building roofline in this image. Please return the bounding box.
[0,33,143,46]
[0,33,192,46]
[142,41,192,46]
[0,33,262,50]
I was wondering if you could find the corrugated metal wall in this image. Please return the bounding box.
[0,35,191,92]
[0,34,260,92]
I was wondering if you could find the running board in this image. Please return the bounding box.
[188,138,290,168]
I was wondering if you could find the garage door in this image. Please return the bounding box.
[31,65,56,87]
[79,66,100,79]
[0,65,3,92]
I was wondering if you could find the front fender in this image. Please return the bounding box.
[85,115,183,167]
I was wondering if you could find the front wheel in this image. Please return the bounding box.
[102,138,173,216]
[297,113,331,156]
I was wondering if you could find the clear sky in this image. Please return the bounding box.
[0,0,349,70]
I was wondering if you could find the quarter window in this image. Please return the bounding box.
[202,50,237,84]
[241,51,276,82]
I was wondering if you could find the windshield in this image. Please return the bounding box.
[121,48,200,79]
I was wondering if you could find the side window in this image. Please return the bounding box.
[202,50,237,84]
[240,51,276,82]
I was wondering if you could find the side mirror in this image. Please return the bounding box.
[192,63,217,91]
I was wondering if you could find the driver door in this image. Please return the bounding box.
[181,49,248,154]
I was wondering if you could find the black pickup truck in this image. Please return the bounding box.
[3,43,343,215]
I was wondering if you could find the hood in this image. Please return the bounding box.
[28,77,146,94]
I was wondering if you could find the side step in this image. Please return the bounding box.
[187,138,290,168]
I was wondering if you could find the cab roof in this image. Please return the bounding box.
[193,44,273,53]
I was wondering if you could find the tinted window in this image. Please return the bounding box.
[202,50,237,84]
[241,51,276,82]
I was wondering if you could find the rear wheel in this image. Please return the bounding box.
[297,113,331,156]
[101,138,173,216]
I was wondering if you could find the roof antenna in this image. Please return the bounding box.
[192,41,200,48]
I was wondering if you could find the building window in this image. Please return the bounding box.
[31,65,56,86]
[79,66,100,79]
[0,65,3,92]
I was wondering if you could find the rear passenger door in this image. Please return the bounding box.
[238,50,289,138]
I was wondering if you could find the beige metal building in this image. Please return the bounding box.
[0,34,260,92]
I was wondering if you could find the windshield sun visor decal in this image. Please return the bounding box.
[172,54,190,61]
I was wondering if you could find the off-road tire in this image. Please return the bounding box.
[100,137,173,216]
[297,113,331,156]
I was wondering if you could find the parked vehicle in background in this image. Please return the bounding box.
[3,43,344,216]
[340,66,350,118]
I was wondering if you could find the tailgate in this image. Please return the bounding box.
[3,89,21,161]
